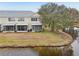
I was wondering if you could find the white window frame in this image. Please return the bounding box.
[31,18,38,21]
[18,18,24,21]
[8,18,15,21]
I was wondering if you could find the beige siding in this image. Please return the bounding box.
[0,13,42,25]
[0,17,31,25]
[0,15,42,32]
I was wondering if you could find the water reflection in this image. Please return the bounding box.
[34,46,73,56]
[0,46,73,56]
[0,48,39,56]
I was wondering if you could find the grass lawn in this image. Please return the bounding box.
[0,32,72,47]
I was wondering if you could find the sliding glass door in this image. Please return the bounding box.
[3,25,15,31]
[17,25,27,31]
[32,25,42,32]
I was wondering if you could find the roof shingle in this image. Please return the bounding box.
[0,10,35,17]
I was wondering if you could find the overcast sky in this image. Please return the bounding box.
[0,2,79,12]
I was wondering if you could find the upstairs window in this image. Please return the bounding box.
[18,18,24,21]
[31,18,37,21]
[8,18,15,21]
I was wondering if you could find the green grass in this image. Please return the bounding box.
[0,32,72,47]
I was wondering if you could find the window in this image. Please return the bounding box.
[18,18,24,21]
[3,25,15,31]
[31,18,37,21]
[32,25,42,32]
[17,25,27,31]
[8,18,15,21]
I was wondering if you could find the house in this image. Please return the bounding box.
[0,11,42,32]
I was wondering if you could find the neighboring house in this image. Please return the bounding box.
[0,11,42,32]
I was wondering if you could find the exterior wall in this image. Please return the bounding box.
[0,14,42,32]
[0,18,9,24]
[0,17,30,25]
[16,18,29,25]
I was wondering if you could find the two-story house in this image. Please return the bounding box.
[0,11,42,32]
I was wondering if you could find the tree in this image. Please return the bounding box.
[38,3,74,32]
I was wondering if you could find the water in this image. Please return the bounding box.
[71,40,79,56]
[0,48,39,56]
[71,33,79,56]
[0,47,73,56]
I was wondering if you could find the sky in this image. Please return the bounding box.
[0,2,79,12]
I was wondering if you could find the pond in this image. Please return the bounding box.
[0,46,73,56]
[0,33,78,56]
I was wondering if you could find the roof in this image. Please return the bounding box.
[0,10,35,18]
[31,13,40,18]
[31,22,42,25]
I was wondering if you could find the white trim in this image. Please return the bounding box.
[16,24,28,25]
[16,31,28,32]
[3,31,15,32]
[32,30,35,32]
[3,24,15,25]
